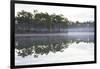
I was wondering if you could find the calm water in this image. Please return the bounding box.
[15,32,94,65]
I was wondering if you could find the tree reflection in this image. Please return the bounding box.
[15,41,69,58]
[15,36,94,58]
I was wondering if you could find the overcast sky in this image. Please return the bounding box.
[15,4,94,22]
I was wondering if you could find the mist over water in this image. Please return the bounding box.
[14,5,95,65]
[15,31,94,65]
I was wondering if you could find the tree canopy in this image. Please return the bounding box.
[15,10,94,33]
[15,10,69,33]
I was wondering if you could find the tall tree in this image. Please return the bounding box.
[16,10,33,23]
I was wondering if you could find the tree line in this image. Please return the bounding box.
[15,10,94,33]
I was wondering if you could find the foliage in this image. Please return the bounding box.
[15,10,69,33]
[15,10,94,33]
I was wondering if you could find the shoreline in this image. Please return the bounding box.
[15,32,94,36]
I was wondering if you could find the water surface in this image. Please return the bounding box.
[15,32,94,65]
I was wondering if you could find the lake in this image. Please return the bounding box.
[15,32,94,65]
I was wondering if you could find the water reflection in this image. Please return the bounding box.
[15,33,94,58]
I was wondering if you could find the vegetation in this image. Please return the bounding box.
[15,10,94,33]
[15,10,68,33]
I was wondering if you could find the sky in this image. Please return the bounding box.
[15,3,94,22]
